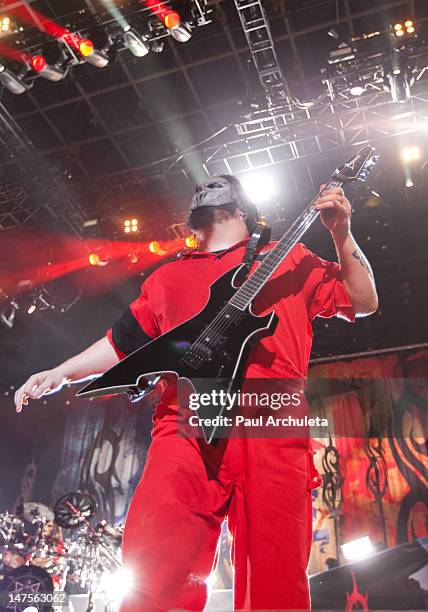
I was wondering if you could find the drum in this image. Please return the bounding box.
[0,565,53,612]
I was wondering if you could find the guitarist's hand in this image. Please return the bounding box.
[15,368,67,413]
[315,184,351,239]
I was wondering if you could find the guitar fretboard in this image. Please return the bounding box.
[229,179,343,310]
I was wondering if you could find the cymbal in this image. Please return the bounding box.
[22,502,54,523]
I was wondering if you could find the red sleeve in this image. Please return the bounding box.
[106,279,160,360]
[294,243,355,322]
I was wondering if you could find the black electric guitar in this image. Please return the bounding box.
[78,146,378,442]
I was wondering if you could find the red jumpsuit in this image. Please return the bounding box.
[107,239,355,611]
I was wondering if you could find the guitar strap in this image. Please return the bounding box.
[235,221,271,286]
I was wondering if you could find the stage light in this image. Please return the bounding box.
[406,178,414,188]
[404,20,413,28]
[394,23,403,31]
[124,28,150,57]
[164,11,181,30]
[395,29,404,37]
[401,146,420,162]
[30,54,65,81]
[350,82,364,96]
[170,24,192,43]
[1,16,11,32]
[407,26,415,34]
[89,253,100,266]
[240,172,278,204]
[185,235,198,249]
[149,241,161,254]
[27,303,37,315]
[341,536,373,561]
[0,64,30,94]
[98,568,133,606]
[79,38,109,68]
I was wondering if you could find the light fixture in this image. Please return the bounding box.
[240,172,278,205]
[341,536,373,561]
[401,145,420,162]
[170,24,192,43]
[164,10,181,30]
[124,29,149,57]
[1,16,11,33]
[79,38,109,67]
[185,235,198,249]
[405,178,414,188]
[149,241,161,254]
[78,30,111,68]
[0,64,31,94]
[349,81,365,96]
[30,54,65,81]
[124,218,139,234]
[30,42,68,81]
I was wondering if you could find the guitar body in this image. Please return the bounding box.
[78,265,278,441]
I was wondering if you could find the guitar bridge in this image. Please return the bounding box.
[126,375,162,403]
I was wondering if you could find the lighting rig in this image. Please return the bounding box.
[0,1,212,95]
[322,19,426,103]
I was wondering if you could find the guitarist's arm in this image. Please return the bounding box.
[315,185,378,316]
[14,336,119,414]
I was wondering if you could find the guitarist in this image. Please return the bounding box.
[14,175,378,611]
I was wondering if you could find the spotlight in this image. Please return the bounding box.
[1,16,11,33]
[406,178,414,188]
[170,24,192,43]
[164,11,181,30]
[240,172,278,204]
[89,253,100,266]
[149,241,161,254]
[341,536,373,561]
[79,33,110,68]
[98,568,133,606]
[124,219,139,233]
[124,29,149,57]
[0,64,31,94]
[349,81,365,96]
[401,146,420,162]
[88,252,109,267]
[30,42,68,81]
[185,235,197,249]
[30,54,65,81]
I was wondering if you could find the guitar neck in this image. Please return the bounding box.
[229,178,343,310]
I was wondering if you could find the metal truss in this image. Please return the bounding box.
[233,0,290,107]
[0,102,89,233]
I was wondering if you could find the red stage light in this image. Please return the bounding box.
[79,39,94,57]
[31,55,47,72]
[149,241,161,254]
[88,252,100,266]
[164,11,181,29]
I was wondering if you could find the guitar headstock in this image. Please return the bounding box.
[333,145,379,184]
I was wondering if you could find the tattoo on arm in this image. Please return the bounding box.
[352,249,374,279]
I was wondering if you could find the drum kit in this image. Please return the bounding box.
[0,491,124,612]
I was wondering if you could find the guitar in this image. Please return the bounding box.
[77,146,378,443]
